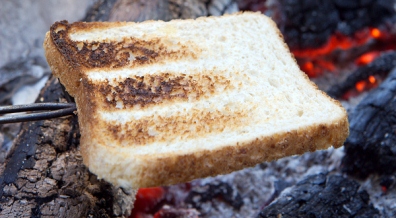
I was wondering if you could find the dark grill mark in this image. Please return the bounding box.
[94,73,232,108]
[50,21,197,69]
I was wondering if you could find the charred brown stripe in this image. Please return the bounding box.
[50,21,199,69]
[104,107,251,146]
[92,72,233,108]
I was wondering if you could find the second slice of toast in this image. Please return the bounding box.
[44,12,349,188]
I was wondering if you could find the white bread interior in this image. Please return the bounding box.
[44,12,349,188]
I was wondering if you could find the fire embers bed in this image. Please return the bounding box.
[327,51,396,99]
[275,0,395,51]
[266,0,396,100]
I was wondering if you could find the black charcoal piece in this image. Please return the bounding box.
[276,0,394,49]
[278,0,338,50]
[258,173,379,218]
[341,67,396,179]
[327,51,396,99]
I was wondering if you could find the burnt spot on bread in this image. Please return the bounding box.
[94,72,232,109]
[104,107,248,146]
[50,21,198,69]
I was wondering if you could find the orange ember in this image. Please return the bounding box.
[370,28,381,39]
[292,28,375,58]
[302,61,314,77]
[355,51,380,66]
[355,81,366,92]
[300,60,335,77]
[369,75,376,84]
[354,76,378,94]
[291,26,391,78]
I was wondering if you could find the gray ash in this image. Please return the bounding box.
[184,181,243,211]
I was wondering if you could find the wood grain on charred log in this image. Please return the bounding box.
[0,77,136,217]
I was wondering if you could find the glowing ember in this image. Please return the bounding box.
[355,76,379,93]
[131,187,166,218]
[292,28,375,58]
[292,29,377,78]
[355,81,366,92]
[301,61,314,77]
[355,51,380,66]
[291,26,395,78]
[341,74,381,100]
[370,28,381,39]
[369,75,376,84]
[300,60,336,78]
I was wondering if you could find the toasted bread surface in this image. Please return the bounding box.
[44,12,349,188]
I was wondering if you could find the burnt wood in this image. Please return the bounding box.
[327,51,396,99]
[341,67,396,179]
[258,173,380,218]
[0,77,135,217]
[276,0,395,50]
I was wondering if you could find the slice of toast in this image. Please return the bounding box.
[43,12,349,188]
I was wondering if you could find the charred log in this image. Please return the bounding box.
[341,67,396,179]
[258,173,379,218]
[0,77,136,217]
[327,51,396,99]
[277,0,339,50]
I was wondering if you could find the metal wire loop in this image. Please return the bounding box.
[0,103,77,124]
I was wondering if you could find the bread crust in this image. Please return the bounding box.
[44,12,349,188]
[82,118,348,188]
